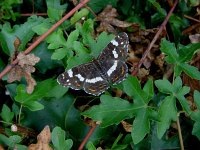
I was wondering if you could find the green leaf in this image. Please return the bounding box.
[66,29,79,49]
[51,48,68,60]
[192,121,200,140]
[0,16,44,55]
[160,38,179,64]
[191,91,200,122]
[178,43,200,62]
[52,127,73,150]
[0,134,21,148]
[70,8,89,24]
[143,79,154,102]
[123,76,145,100]
[14,78,56,111]
[0,104,14,123]
[180,63,200,80]
[176,86,191,113]
[155,78,173,94]
[67,41,91,69]
[90,32,114,58]
[132,109,150,144]
[46,0,68,21]
[157,96,177,138]
[148,0,167,16]
[82,95,135,128]
[86,141,97,150]
[34,42,63,73]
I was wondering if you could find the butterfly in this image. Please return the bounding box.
[57,32,129,96]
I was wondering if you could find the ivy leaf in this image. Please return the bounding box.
[82,95,135,128]
[0,104,14,123]
[46,0,68,21]
[191,91,200,140]
[0,134,24,149]
[0,16,44,55]
[52,127,73,150]
[155,76,191,138]
[14,78,56,111]
[160,39,200,79]
[70,8,89,24]
[178,43,200,62]
[157,96,177,139]
[180,63,200,80]
[90,32,114,58]
[160,38,179,64]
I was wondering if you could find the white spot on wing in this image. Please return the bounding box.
[67,69,73,77]
[112,49,118,58]
[75,74,85,81]
[107,60,118,76]
[86,77,103,83]
[111,39,119,46]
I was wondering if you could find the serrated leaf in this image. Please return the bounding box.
[66,29,79,49]
[14,78,55,111]
[52,127,73,150]
[180,63,200,80]
[46,0,68,21]
[176,86,191,113]
[155,78,173,94]
[90,32,114,58]
[132,109,150,144]
[0,104,14,123]
[160,38,179,64]
[0,16,44,55]
[143,79,154,102]
[157,96,177,138]
[192,121,200,140]
[70,8,89,24]
[173,76,182,92]
[123,76,145,101]
[0,134,21,148]
[178,43,200,62]
[51,48,67,60]
[82,95,135,128]
[67,41,91,69]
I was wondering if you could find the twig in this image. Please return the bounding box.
[177,112,184,150]
[78,124,97,150]
[0,0,90,80]
[131,0,179,76]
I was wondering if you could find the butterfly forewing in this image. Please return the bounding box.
[57,62,93,90]
[97,32,129,61]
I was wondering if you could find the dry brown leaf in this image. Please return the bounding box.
[17,53,40,67]
[189,34,200,43]
[121,121,132,132]
[96,5,137,34]
[8,53,40,94]
[0,145,5,150]
[28,126,52,150]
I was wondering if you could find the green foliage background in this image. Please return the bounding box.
[0,0,200,149]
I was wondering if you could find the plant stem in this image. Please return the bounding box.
[177,112,184,150]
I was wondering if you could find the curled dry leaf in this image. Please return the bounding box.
[96,5,137,34]
[28,126,52,150]
[121,120,132,132]
[8,53,40,94]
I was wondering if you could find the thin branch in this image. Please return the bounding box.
[177,112,184,150]
[0,0,90,80]
[131,0,179,76]
[78,124,97,150]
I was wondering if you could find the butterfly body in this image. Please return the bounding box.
[57,32,129,96]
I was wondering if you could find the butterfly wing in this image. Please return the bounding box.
[97,32,129,84]
[97,32,129,61]
[57,63,93,90]
[57,62,109,96]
